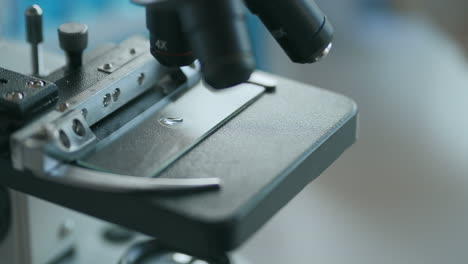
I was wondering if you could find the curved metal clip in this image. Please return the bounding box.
[45,164,221,193]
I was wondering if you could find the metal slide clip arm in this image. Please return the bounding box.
[11,109,220,194]
[42,163,221,194]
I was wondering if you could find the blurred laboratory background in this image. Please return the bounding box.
[2,0,468,263]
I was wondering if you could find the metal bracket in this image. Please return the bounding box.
[97,47,146,74]
[0,67,57,115]
[43,110,97,161]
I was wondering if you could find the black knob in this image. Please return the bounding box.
[25,5,43,45]
[58,22,89,68]
[25,5,44,76]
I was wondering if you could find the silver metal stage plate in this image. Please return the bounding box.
[79,82,265,177]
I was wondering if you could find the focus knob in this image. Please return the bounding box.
[58,22,88,68]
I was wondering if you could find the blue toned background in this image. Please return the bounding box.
[0,0,386,68]
[0,0,269,68]
[0,0,145,52]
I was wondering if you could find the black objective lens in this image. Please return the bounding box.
[146,6,195,67]
[246,0,333,63]
[179,0,255,89]
[135,0,255,89]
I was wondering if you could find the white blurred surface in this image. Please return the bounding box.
[239,4,468,264]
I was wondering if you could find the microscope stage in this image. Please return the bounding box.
[0,72,357,258]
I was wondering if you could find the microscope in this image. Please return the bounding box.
[0,0,357,263]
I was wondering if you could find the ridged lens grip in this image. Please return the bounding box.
[246,0,333,63]
[146,6,196,67]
